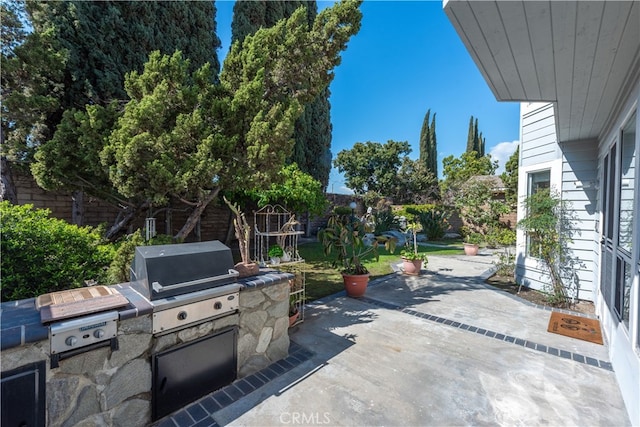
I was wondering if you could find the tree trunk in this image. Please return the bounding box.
[175,188,220,241]
[105,201,148,241]
[72,190,85,225]
[0,157,18,204]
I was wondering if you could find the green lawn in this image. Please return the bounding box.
[295,241,463,301]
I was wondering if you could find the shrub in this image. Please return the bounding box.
[0,202,115,301]
[373,210,398,234]
[415,209,448,240]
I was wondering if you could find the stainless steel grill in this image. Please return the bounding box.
[129,240,244,421]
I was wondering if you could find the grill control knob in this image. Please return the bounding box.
[65,336,78,347]
[214,302,223,310]
[177,311,188,321]
[93,329,105,339]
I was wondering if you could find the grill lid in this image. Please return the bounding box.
[131,240,238,300]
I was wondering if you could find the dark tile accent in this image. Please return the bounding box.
[600,361,613,371]
[485,331,496,338]
[515,338,525,346]
[435,317,445,323]
[559,350,572,359]
[224,384,244,400]
[260,366,279,381]
[235,379,256,395]
[572,354,585,363]
[451,321,461,328]
[1,326,22,350]
[504,336,515,343]
[245,374,265,389]
[547,347,559,356]
[199,396,222,414]
[269,363,287,375]
[585,357,599,367]
[477,328,487,335]
[212,390,233,407]
[255,371,272,383]
[525,341,536,349]
[468,326,478,333]
[495,333,505,340]
[187,403,208,422]
[279,358,295,370]
[460,324,470,330]
[443,319,453,325]
[156,417,178,427]
[193,416,218,427]
[172,409,194,426]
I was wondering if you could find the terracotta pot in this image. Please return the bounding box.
[402,258,423,275]
[289,310,300,327]
[463,243,479,256]
[342,273,370,297]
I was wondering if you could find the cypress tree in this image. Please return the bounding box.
[419,108,438,178]
[465,115,486,157]
[419,109,431,165]
[231,0,332,189]
[429,113,438,178]
[466,116,475,153]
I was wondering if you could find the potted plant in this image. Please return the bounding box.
[268,244,284,265]
[318,214,396,297]
[400,221,428,275]
[463,232,483,256]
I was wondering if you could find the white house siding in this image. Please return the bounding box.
[595,77,639,425]
[560,140,598,302]
[520,103,559,167]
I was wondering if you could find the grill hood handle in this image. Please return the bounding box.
[152,269,239,294]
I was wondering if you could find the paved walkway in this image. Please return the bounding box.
[158,252,631,426]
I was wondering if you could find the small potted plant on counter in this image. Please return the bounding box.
[318,213,396,297]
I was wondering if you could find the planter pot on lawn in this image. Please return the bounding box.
[402,258,423,275]
[342,273,370,297]
[463,243,479,256]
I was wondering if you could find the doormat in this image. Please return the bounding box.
[547,312,603,345]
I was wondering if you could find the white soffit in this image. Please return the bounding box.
[444,0,640,142]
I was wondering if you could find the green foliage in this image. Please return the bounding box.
[517,188,580,307]
[441,151,498,194]
[318,214,396,275]
[268,244,284,258]
[416,209,449,240]
[31,103,122,201]
[466,116,485,157]
[244,164,327,215]
[230,1,332,188]
[501,146,519,207]
[485,226,516,248]
[0,202,114,301]
[394,158,439,204]
[333,140,411,196]
[453,179,510,242]
[419,109,438,178]
[333,206,354,216]
[399,204,437,220]
[372,210,398,235]
[400,250,429,262]
[494,248,515,277]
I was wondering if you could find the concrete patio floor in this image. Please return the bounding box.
[163,253,631,426]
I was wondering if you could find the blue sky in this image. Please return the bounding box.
[216,1,521,194]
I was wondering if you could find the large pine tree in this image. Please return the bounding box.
[231,0,332,189]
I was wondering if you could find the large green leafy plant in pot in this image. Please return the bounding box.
[318,213,396,297]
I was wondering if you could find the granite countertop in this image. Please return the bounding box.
[0,269,294,351]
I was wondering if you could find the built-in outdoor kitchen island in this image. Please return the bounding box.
[0,241,296,426]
